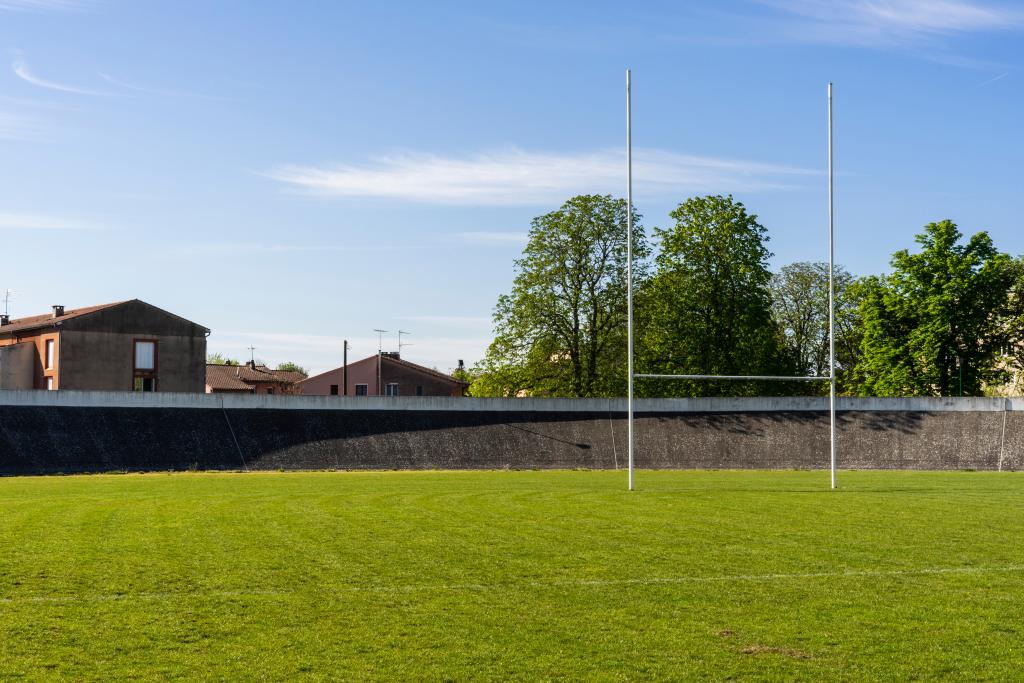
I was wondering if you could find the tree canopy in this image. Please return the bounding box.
[276,362,309,377]
[636,195,791,396]
[853,220,1019,396]
[473,194,647,397]
[771,261,862,392]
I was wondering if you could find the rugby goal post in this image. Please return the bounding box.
[625,72,837,491]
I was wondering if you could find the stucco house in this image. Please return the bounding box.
[298,352,467,397]
[0,300,208,392]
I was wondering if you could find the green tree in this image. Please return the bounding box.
[637,195,792,396]
[476,194,648,397]
[1001,259,1024,395]
[770,261,863,392]
[276,362,308,377]
[207,352,239,365]
[854,220,1019,396]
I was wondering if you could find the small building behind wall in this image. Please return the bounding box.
[0,300,208,392]
[205,362,306,395]
[298,352,467,397]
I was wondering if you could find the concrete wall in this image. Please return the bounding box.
[0,343,34,390]
[1,392,1022,475]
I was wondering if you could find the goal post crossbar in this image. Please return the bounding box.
[634,374,831,382]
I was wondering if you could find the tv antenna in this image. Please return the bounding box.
[247,345,257,363]
[373,329,388,352]
[2,289,12,317]
[398,329,412,354]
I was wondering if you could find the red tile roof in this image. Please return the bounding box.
[386,354,469,386]
[205,363,307,391]
[0,301,129,335]
[298,353,468,387]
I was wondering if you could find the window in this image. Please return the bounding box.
[329,384,339,396]
[355,384,368,396]
[134,341,156,370]
[133,377,155,392]
[133,339,157,392]
[44,339,55,369]
[386,383,399,397]
[416,386,424,396]
[266,388,275,395]
[45,377,54,391]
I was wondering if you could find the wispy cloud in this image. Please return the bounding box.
[0,212,109,230]
[456,231,529,245]
[398,315,493,327]
[0,0,89,10]
[761,0,1024,47]
[0,110,43,141]
[265,148,814,206]
[978,71,1010,86]
[167,242,430,256]
[12,54,106,95]
[97,72,222,100]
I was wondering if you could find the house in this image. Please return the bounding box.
[297,352,467,397]
[205,361,306,395]
[0,300,208,392]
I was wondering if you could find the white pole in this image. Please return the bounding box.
[828,82,837,490]
[626,69,635,492]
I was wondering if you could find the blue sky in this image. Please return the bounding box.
[2,0,1022,374]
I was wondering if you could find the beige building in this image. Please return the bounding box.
[0,300,209,392]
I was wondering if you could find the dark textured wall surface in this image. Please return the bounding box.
[0,401,1020,474]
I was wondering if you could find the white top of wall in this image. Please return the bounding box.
[0,390,1020,412]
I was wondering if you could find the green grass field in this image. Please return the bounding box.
[1,470,1022,681]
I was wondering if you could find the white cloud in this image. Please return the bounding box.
[978,71,1010,86]
[12,54,106,95]
[265,148,814,206]
[456,231,530,245]
[398,315,493,327]
[0,0,88,10]
[97,72,222,100]
[0,110,42,141]
[762,0,1023,46]
[0,212,108,230]
[171,243,422,255]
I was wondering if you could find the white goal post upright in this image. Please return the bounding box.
[828,82,837,490]
[624,75,838,490]
[626,68,635,492]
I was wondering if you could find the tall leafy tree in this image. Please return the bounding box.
[475,194,647,397]
[771,261,862,392]
[637,195,791,396]
[854,220,1019,396]
[1001,258,1024,395]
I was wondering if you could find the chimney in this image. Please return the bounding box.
[0,314,8,326]
[52,305,65,318]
